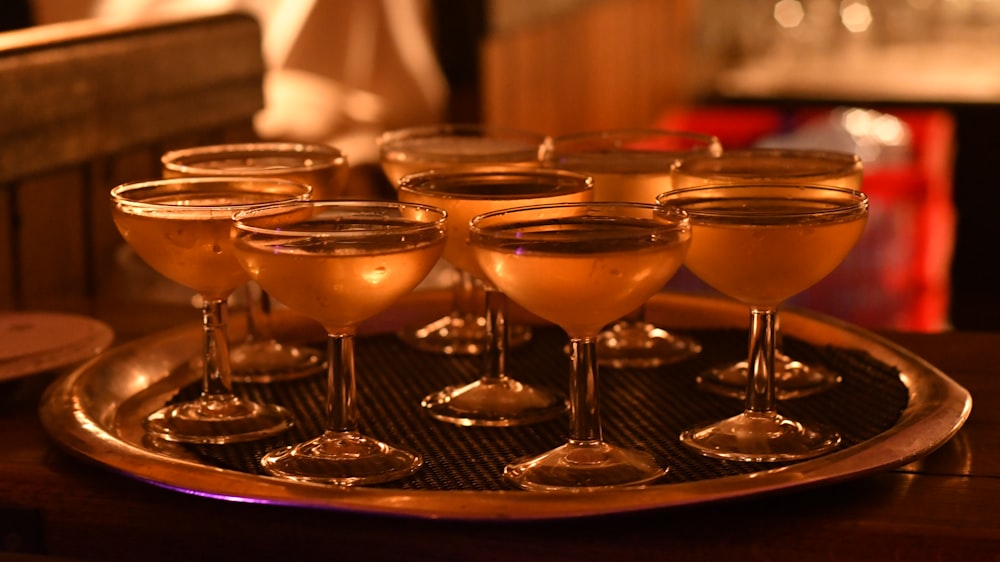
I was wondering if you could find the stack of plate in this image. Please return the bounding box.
[0,312,114,382]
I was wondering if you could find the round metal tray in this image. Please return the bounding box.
[39,291,971,520]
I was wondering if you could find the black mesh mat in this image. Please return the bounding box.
[176,327,909,490]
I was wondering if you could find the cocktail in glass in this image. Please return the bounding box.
[658,183,869,461]
[397,169,593,426]
[378,124,544,355]
[470,202,691,489]
[233,200,447,484]
[672,148,864,399]
[162,142,349,382]
[542,129,721,368]
[111,177,311,444]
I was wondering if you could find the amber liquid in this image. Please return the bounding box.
[398,180,591,280]
[111,193,285,299]
[682,199,868,307]
[234,217,445,331]
[472,216,690,338]
[552,153,674,203]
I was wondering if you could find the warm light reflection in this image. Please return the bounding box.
[840,0,873,33]
[774,0,805,28]
[871,115,909,145]
[841,107,910,146]
[364,265,389,285]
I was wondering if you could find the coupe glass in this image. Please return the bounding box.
[658,184,869,461]
[672,148,864,399]
[110,177,311,443]
[469,202,691,489]
[233,200,447,485]
[162,142,349,382]
[542,129,722,368]
[377,124,544,355]
[397,169,593,426]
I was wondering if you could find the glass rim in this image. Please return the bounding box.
[397,168,594,200]
[682,146,859,160]
[376,123,546,146]
[673,147,862,178]
[110,176,313,210]
[469,201,690,238]
[232,199,448,238]
[376,123,546,163]
[161,142,347,175]
[547,127,720,144]
[656,183,869,219]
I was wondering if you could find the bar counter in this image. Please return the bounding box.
[1,293,998,561]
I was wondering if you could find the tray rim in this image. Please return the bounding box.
[38,291,972,521]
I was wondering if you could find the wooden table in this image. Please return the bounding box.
[1,296,998,562]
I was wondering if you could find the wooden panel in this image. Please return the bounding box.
[0,13,265,310]
[17,171,88,309]
[0,183,13,310]
[480,0,702,135]
[0,12,265,184]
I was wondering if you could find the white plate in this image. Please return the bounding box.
[0,312,114,382]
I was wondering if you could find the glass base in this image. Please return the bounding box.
[422,377,566,427]
[260,430,421,486]
[596,321,702,368]
[680,411,841,462]
[697,351,842,400]
[144,395,295,444]
[504,440,667,491]
[398,312,532,355]
[229,339,325,383]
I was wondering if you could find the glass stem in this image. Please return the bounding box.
[774,310,787,358]
[482,288,509,382]
[454,269,479,317]
[324,332,359,433]
[745,306,777,414]
[256,287,275,340]
[242,282,274,342]
[201,297,233,398]
[568,337,602,443]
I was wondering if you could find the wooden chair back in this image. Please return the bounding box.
[0,12,264,311]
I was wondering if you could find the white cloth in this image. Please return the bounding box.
[88,0,449,164]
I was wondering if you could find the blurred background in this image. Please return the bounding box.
[4,0,998,333]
